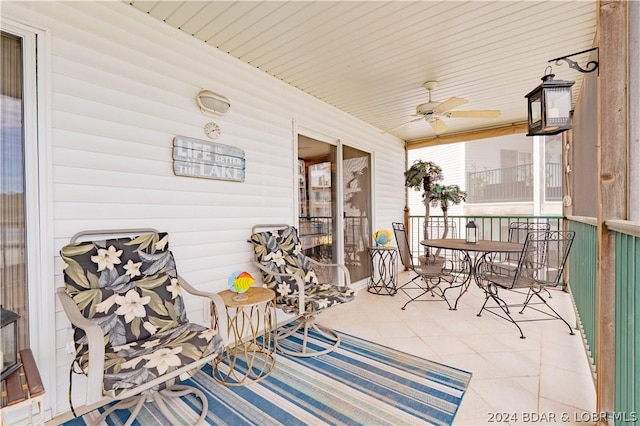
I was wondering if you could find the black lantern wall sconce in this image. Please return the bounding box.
[525,47,599,137]
[1,306,22,380]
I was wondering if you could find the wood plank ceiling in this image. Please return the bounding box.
[128,1,597,146]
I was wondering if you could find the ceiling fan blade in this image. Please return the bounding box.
[429,117,448,133]
[382,116,424,134]
[446,110,502,118]
[433,97,468,114]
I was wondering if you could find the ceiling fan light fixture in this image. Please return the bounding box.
[382,80,501,135]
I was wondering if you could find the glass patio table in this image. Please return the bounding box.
[420,239,525,310]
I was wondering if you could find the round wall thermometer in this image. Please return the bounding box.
[204,122,221,139]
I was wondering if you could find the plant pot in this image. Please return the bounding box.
[418,255,447,268]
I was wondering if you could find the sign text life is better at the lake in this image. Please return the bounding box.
[173,136,245,182]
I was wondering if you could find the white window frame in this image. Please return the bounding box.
[1,19,54,420]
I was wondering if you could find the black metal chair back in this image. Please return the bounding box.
[504,221,550,264]
[392,222,415,270]
[509,229,574,289]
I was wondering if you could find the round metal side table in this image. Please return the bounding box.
[367,246,398,296]
[213,287,276,386]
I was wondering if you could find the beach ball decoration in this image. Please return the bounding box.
[228,271,255,294]
[373,229,392,247]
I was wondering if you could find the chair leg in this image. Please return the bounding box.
[519,288,575,335]
[399,275,449,310]
[91,384,208,426]
[276,315,341,357]
[477,285,526,339]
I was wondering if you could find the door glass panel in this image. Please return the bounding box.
[343,146,371,283]
[297,136,337,283]
[1,31,29,351]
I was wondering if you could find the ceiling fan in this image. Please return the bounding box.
[383,81,501,134]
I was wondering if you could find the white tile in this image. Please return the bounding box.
[471,377,539,413]
[319,272,595,422]
[423,334,475,356]
[539,364,596,412]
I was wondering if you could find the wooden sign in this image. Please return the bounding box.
[173,136,245,182]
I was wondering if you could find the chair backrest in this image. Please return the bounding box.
[512,230,575,288]
[505,222,551,262]
[60,231,187,358]
[250,225,319,298]
[507,221,551,243]
[426,217,458,239]
[392,222,416,270]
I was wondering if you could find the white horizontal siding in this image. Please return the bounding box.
[5,1,405,417]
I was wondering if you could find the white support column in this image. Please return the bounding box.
[532,135,543,216]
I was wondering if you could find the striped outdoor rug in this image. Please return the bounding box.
[68,328,472,426]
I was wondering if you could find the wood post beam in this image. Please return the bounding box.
[596,0,628,423]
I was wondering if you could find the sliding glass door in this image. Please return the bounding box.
[297,134,371,284]
[1,30,29,352]
[342,146,371,283]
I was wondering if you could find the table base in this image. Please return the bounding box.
[213,343,276,385]
[367,246,398,296]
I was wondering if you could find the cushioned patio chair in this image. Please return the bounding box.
[392,222,457,310]
[249,224,355,357]
[58,229,228,425]
[476,229,575,339]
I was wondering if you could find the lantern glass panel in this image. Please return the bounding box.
[545,87,572,123]
[1,321,17,374]
[529,96,542,126]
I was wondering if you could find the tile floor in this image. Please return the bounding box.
[319,271,597,425]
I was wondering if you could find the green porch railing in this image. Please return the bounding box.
[407,215,563,263]
[564,218,639,424]
[567,218,598,370]
[611,222,640,424]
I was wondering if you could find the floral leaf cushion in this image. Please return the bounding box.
[250,226,319,301]
[281,283,355,312]
[61,232,224,397]
[250,226,354,309]
[99,322,222,398]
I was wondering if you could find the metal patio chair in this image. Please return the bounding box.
[476,229,576,339]
[392,222,458,310]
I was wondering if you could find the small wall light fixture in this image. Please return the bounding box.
[525,47,598,137]
[465,220,478,244]
[196,89,230,117]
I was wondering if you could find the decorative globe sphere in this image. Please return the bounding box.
[373,229,392,247]
[228,271,255,293]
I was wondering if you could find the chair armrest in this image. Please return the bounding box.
[56,287,105,405]
[251,260,307,314]
[177,276,229,348]
[306,257,353,288]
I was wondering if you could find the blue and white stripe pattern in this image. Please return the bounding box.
[69,328,471,426]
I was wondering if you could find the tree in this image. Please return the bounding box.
[404,160,444,239]
[429,183,467,239]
